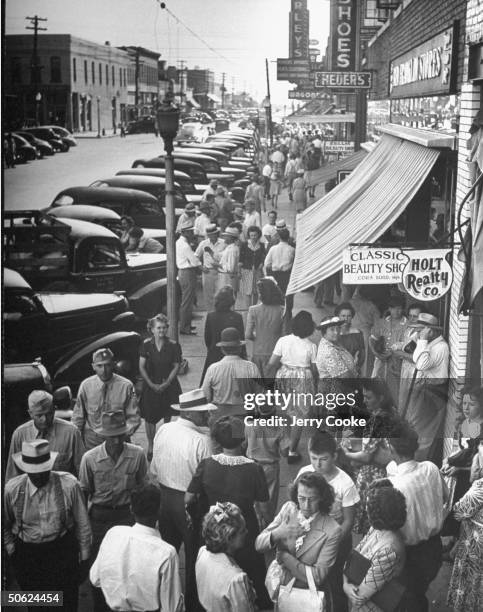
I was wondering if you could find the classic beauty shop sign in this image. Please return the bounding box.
[343,246,453,301]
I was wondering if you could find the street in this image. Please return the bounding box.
[4,133,167,211]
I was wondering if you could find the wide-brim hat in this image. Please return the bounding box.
[205,223,220,235]
[221,227,240,239]
[95,411,130,437]
[408,313,442,329]
[317,316,345,331]
[13,440,58,474]
[172,388,218,412]
[216,326,246,347]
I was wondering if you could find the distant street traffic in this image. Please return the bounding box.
[4,133,168,211]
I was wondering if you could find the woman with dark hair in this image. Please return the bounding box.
[343,481,407,612]
[267,310,318,462]
[186,416,272,609]
[196,502,256,612]
[200,285,245,384]
[256,472,342,605]
[237,225,265,310]
[119,215,135,247]
[341,379,397,535]
[335,303,365,373]
[369,294,408,401]
[138,314,181,461]
[245,277,284,377]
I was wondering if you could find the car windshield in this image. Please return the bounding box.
[84,242,122,271]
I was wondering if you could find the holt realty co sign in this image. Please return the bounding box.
[342,246,453,301]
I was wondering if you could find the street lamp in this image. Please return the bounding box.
[156,87,180,342]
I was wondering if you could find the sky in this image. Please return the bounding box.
[5,0,331,106]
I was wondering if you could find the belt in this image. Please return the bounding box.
[91,503,130,511]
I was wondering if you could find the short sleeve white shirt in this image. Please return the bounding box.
[273,334,317,368]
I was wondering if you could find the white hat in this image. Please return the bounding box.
[13,440,58,474]
[172,388,218,412]
[221,226,240,239]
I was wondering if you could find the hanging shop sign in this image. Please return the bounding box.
[288,89,329,99]
[401,249,453,301]
[330,0,356,71]
[389,26,456,97]
[314,71,372,89]
[289,0,310,59]
[325,140,355,153]
[277,58,310,81]
[343,247,406,283]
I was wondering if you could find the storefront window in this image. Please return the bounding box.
[390,96,460,133]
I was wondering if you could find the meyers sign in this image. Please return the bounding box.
[289,0,310,59]
[330,0,356,70]
[389,26,455,97]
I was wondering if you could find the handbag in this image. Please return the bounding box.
[277,565,325,612]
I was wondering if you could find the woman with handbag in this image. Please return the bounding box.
[256,471,342,611]
[343,481,407,612]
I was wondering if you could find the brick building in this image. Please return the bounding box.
[5,35,130,133]
[118,46,160,120]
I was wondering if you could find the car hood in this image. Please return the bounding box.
[126,253,167,268]
[38,292,125,315]
[186,194,203,204]
[143,228,166,240]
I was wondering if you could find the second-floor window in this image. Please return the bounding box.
[92,61,95,84]
[99,63,102,84]
[84,60,88,84]
[106,64,109,85]
[112,65,115,86]
[73,58,77,82]
[50,56,61,83]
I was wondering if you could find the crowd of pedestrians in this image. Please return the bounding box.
[3,130,482,612]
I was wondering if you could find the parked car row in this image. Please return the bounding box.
[6,125,77,164]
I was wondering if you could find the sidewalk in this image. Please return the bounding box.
[73,128,119,139]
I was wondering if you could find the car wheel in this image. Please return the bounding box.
[43,281,77,292]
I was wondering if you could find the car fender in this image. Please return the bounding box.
[128,278,174,320]
[52,331,141,390]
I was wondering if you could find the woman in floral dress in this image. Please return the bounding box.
[446,477,483,612]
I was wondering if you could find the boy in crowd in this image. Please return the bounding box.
[297,430,360,612]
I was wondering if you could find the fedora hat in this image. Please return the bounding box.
[95,411,130,437]
[28,390,53,411]
[172,388,218,412]
[216,327,246,347]
[93,347,114,365]
[317,316,345,331]
[13,440,58,474]
[221,226,240,239]
[408,313,442,329]
[275,219,287,229]
[205,223,220,235]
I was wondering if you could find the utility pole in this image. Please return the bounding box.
[354,1,366,151]
[221,72,226,109]
[265,58,273,147]
[26,15,47,124]
[178,60,186,109]
[134,48,140,119]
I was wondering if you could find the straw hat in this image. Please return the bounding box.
[172,388,218,412]
[221,226,240,239]
[317,316,345,331]
[13,440,58,474]
[408,313,442,329]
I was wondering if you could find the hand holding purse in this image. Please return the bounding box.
[277,565,325,612]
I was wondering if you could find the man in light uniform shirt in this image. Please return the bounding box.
[175,202,197,234]
[150,389,216,612]
[242,199,261,237]
[386,421,449,612]
[193,201,212,241]
[217,226,240,296]
[72,348,140,450]
[262,209,278,246]
[176,221,201,335]
[264,228,295,318]
[195,223,225,311]
[90,484,184,612]
[6,390,85,481]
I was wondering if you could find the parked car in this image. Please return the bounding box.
[115,168,204,205]
[132,156,208,185]
[176,145,252,171]
[14,131,55,157]
[3,211,168,320]
[44,125,77,148]
[44,204,166,248]
[24,127,68,152]
[126,115,156,134]
[168,151,238,185]
[175,122,208,143]
[89,175,187,221]
[11,134,37,163]
[215,118,230,133]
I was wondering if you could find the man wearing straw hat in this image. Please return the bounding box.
[151,388,217,612]
[217,225,240,296]
[6,389,85,481]
[4,439,92,611]
[403,313,449,463]
[176,219,201,335]
[195,223,226,311]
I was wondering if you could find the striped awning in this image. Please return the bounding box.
[305,149,367,187]
[287,134,440,294]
